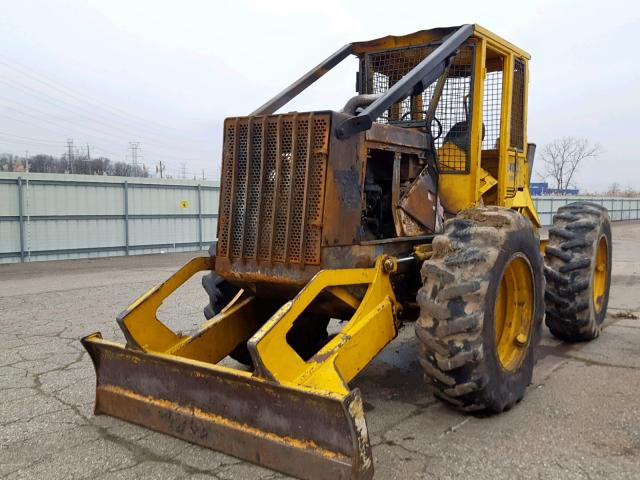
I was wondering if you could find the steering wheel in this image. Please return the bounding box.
[401,111,443,140]
[430,117,443,140]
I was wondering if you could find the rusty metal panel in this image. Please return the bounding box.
[322,112,364,248]
[365,122,428,152]
[399,172,438,233]
[217,113,330,266]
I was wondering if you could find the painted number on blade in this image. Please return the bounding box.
[180,200,189,209]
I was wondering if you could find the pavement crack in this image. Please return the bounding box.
[441,417,470,436]
[563,354,639,371]
[92,426,226,478]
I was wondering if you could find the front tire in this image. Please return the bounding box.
[202,255,331,365]
[202,270,255,365]
[416,207,544,413]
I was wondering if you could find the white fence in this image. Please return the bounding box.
[533,196,640,227]
[1,172,638,264]
[0,172,219,264]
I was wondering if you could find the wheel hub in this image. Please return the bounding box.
[494,255,534,371]
[593,235,609,313]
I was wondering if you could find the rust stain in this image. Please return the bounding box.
[100,384,348,461]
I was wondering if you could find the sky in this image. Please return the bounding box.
[1,0,638,189]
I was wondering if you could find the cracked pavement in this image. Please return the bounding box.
[1,222,639,479]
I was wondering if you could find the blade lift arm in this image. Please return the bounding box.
[113,255,400,397]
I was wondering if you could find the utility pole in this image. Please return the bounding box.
[202,168,205,180]
[67,138,74,173]
[86,144,91,161]
[156,161,165,179]
[180,162,187,179]
[25,150,29,173]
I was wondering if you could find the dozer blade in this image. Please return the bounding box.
[82,256,399,480]
[82,334,371,480]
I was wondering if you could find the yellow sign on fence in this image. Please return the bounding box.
[180,200,189,209]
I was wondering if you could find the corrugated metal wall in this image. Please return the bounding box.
[1,172,638,264]
[0,172,219,263]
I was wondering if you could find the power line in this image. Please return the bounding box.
[0,55,200,136]
[0,132,66,147]
[0,105,205,164]
[0,131,65,144]
[0,115,124,160]
[0,59,220,175]
[0,95,190,155]
[0,78,212,151]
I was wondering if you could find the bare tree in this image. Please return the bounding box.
[538,137,601,191]
[608,182,621,196]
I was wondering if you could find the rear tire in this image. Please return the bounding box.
[416,207,544,413]
[544,202,612,341]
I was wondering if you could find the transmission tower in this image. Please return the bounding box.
[129,142,141,166]
[67,138,74,173]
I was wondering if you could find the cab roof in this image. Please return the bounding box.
[352,24,531,60]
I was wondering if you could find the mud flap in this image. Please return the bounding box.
[82,333,373,480]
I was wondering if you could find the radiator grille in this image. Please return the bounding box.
[217,113,330,265]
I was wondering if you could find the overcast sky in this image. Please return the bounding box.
[1,0,638,190]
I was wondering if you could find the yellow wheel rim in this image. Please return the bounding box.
[593,236,609,313]
[494,255,534,372]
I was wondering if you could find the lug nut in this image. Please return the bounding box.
[515,333,527,346]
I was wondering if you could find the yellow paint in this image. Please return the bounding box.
[473,24,531,60]
[593,235,609,313]
[250,256,399,396]
[437,140,478,213]
[478,166,498,196]
[505,189,541,227]
[494,255,534,371]
[102,254,400,399]
[437,28,541,230]
[180,200,189,209]
[83,255,398,472]
[115,256,273,365]
[118,257,212,352]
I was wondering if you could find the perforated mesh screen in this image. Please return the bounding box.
[482,63,503,150]
[217,123,235,258]
[217,113,330,265]
[510,58,525,150]
[431,48,474,172]
[366,44,436,123]
[363,44,475,173]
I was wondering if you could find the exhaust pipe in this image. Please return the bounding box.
[341,94,382,116]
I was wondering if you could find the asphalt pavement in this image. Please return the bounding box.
[1,222,639,479]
